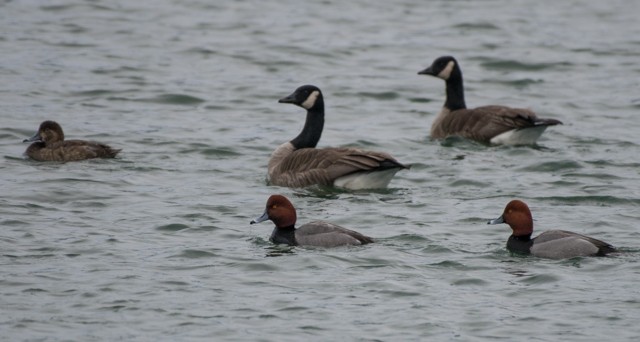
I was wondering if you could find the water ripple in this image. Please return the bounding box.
[2,1,639,341]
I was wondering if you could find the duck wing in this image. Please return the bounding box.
[61,140,121,161]
[295,221,373,247]
[532,230,616,258]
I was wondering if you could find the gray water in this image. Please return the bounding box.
[1,0,640,341]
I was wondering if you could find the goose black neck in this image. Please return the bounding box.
[444,68,467,111]
[290,103,324,149]
[270,225,297,246]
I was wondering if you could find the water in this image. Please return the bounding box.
[1,0,640,340]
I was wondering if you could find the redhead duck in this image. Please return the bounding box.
[418,56,562,145]
[488,200,616,259]
[23,120,120,162]
[250,194,373,247]
[268,85,408,189]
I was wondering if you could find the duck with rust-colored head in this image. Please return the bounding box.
[488,200,616,259]
[250,194,373,247]
[23,121,121,162]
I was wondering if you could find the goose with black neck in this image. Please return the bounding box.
[418,55,562,145]
[268,85,408,189]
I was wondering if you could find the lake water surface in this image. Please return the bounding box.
[1,0,640,341]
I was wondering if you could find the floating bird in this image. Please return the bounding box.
[251,194,373,247]
[418,56,562,145]
[23,120,120,162]
[488,200,616,259]
[267,85,408,189]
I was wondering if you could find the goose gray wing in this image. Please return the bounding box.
[440,106,561,143]
[269,147,406,188]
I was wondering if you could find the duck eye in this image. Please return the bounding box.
[271,205,278,209]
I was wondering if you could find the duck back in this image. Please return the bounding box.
[294,221,373,247]
[530,230,616,259]
[26,140,120,162]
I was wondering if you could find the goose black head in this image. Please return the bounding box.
[278,85,324,110]
[418,56,459,81]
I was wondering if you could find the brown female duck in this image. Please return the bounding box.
[23,120,120,162]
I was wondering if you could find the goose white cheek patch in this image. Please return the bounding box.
[301,90,320,109]
[438,61,455,80]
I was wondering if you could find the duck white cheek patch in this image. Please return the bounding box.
[301,90,320,109]
[438,61,455,80]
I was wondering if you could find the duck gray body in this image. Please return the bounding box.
[506,229,616,259]
[489,200,616,259]
[271,221,374,247]
[251,194,374,248]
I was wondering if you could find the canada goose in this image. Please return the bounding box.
[23,121,120,161]
[418,56,562,145]
[250,194,373,247]
[488,200,617,259]
[267,85,408,189]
